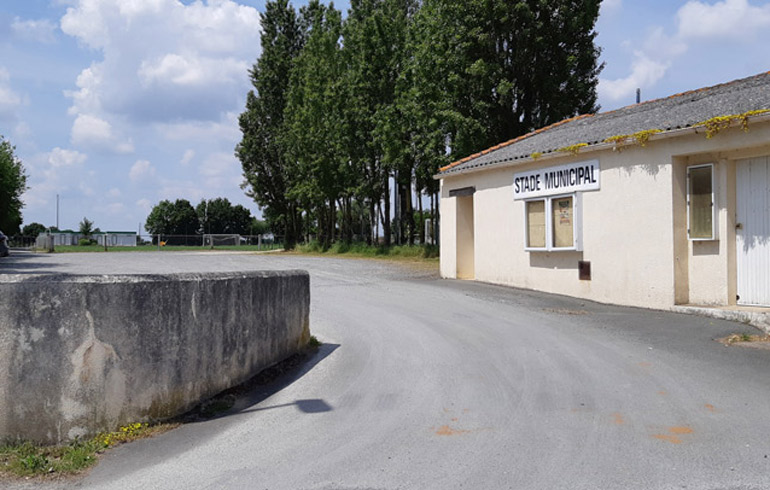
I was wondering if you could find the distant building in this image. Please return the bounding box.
[94,232,137,247]
[47,231,137,247]
[437,71,770,310]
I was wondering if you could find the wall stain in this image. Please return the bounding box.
[612,412,625,425]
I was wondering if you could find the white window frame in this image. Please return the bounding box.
[524,192,583,252]
[687,163,717,241]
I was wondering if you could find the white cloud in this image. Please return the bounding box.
[199,151,242,189]
[599,0,770,104]
[107,188,122,198]
[180,149,195,166]
[599,53,670,102]
[48,147,88,168]
[72,113,111,142]
[0,68,22,120]
[129,159,156,182]
[12,17,57,44]
[136,198,153,213]
[677,0,770,39]
[71,113,134,153]
[21,148,93,210]
[61,0,261,124]
[156,112,241,143]
[107,202,125,214]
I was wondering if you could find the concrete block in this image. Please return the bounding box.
[0,271,310,444]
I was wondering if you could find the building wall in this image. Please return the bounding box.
[440,121,770,310]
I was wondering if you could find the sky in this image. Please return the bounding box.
[1,0,770,233]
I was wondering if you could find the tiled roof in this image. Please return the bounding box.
[439,71,770,176]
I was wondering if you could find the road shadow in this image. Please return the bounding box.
[180,341,340,423]
[0,251,60,275]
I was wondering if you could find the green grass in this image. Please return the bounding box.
[0,423,177,479]
[308,335,322,349]
[47,244,283,253]
[294,241,439,261]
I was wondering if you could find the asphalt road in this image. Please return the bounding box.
[3,251,770,490]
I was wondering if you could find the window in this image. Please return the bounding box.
[525,193,581,251]
[687,164,716,240]
[526,200,546,248]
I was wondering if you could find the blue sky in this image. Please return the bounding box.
[1,0,770,232]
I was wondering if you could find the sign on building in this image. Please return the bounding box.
[513,160,600,199]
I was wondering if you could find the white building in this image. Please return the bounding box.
[47,231,137,247]
[437,72,770,317]
[94,232,137,247]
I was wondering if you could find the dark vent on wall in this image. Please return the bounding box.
[579,261,591,281]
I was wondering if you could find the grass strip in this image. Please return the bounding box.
[0,423,178,479]
[293,241,439,261]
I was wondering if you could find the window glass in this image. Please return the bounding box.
[552,196,574,247]
[526,200,546,248]
[689,166,713,239]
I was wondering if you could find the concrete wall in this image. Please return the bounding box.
[440,120,770,310]
[0,271,310,444]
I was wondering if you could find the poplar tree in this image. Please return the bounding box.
[343,0,416,245]
[237,0,305,248]
[408,0,603,161]
[283,1,345,248]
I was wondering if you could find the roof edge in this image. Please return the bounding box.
[438,114,594,173]
[435,112,770,180]
[438,70,770,177]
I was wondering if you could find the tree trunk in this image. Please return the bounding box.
[369,199,376,245]
[405,180,414,246]
[417,186,425,244]
[383,172,391,246]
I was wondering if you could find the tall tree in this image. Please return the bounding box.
[283,1,346,248]
[408,0,603,161]
[237,0,305,248]
[0,135,27,234]
[343,0,417,245]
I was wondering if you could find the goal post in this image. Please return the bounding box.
[202,234,242,247]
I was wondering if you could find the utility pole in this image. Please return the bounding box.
[56,194,59,229]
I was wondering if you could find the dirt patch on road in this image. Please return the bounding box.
[717,333,770,350]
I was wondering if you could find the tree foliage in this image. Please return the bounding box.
[196,198,252,235]
[237,0,305,247]
[78,217,95,238]
[237,0,603,248]
[144,199,199,244]
[21,222,46,237]
[0,136,28,234]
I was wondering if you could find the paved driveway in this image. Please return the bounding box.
[2,251,770,490]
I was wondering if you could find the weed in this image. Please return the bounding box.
[0,422,177,479]
[308,335,322,349]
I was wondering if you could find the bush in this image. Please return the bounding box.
[78,238,96,246]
